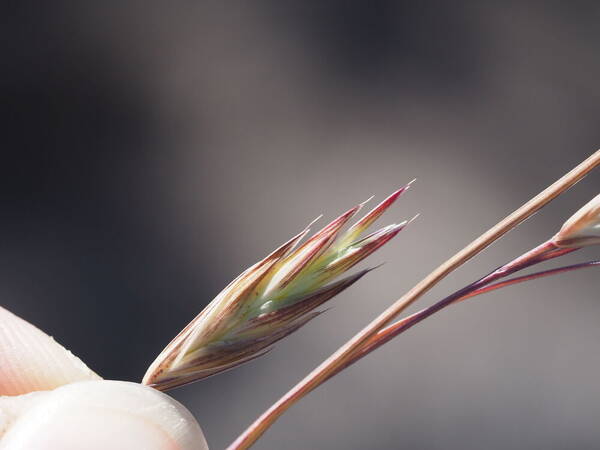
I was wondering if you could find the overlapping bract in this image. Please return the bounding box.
[143,186,413,390]
[554,193,600,247]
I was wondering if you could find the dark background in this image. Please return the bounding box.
[3,2,600,449]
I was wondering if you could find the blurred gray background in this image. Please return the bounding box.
[3,2,600,449]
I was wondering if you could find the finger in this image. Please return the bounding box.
[0,380,208,450]
[0,306,100,396]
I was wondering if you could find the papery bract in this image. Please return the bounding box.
[143,186,414,390]
[554,193,600,247]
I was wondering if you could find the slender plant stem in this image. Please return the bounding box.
[228,150,600,450]
[333,246,583,376]
[460,260,599,300]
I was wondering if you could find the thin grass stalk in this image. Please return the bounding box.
[458,259,600,300]
[227,149,600,450]
[332,244,584,376]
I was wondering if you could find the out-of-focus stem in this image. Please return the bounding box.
[228,150,600,450]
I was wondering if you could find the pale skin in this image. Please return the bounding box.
[0,306,208,450]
